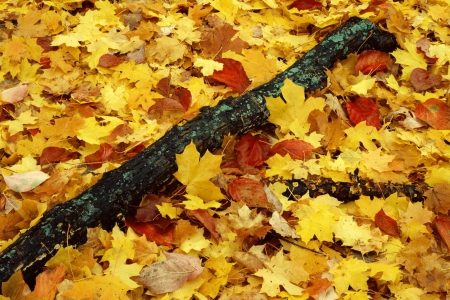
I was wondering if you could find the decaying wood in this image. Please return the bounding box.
[0,17,398,287]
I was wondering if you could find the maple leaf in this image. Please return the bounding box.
[228,177,275,209]
[424,183,450,214]
[207,58,250,94]
[33,264,66,300]
[199,21,248,58]
[266,79,325,138]
[254,249,304,297]
[136,252,203,294]
[391,39,427,80]
[174,141,223,201]
[330,257,369,295]
[85,143,114,169]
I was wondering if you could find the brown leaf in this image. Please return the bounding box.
[134,194,164,222]
[410,68,442,92]
[235,133,270,167]
[424,183,450,215]
[148,98,186,112]
[171,88,192,111]
[98,54,124,68]
[200,22,248,58]
[189,209,220,242]
[40,147,80,166]
[136,252,203,294]
[85,143,114,169]
[375,209,400,237]
[228,177,275,209]
[269,139,314,160]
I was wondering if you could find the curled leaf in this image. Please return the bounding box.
[4,171,50,193]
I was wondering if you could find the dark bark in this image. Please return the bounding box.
[283,177,429,203]
[0,17,397,287]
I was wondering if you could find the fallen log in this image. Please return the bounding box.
[0,17,398,287]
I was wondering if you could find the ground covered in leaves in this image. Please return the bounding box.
[1,0,450,299]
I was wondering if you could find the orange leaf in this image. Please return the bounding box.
[98,54,124,68]
[410,68,442,92]
[434,218,450,249]
[85,143,114,169]
[375,209,400,237]
[208,58,250,94]
[228,177,275,209]
[346,97,381,129]
[288,0,322,10]
[269,139,314,160]
[414,98,450,130]
[354,50,390,75]
[40,147,80,165]
[34,264,66,300]
[235,133,270,167]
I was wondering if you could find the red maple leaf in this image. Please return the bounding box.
[346,97,381,129]
[208,58,250,94]
[414,98,450,130]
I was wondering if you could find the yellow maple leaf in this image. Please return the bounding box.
[330,257,369,295]
[341,122,382,151]
[201,256,234,298]
[101,225,143,289]
[334,215,371,247]
[266,79,325,137]
[77,116,124,145]
[254,249,304,297]
[368,262,402,284]
[391,39,427,80]
[294,201,339,243]
[194,57,223,76]
[174,141,223,201]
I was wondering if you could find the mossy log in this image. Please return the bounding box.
[0,17,398,287]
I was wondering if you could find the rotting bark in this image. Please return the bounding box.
[0,17,398,287]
